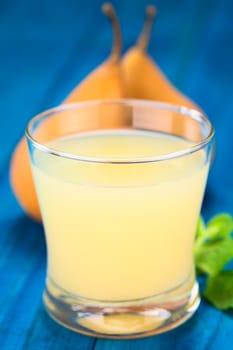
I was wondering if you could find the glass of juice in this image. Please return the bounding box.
[26,100,214,338]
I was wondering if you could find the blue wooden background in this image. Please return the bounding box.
[0,0,233,349]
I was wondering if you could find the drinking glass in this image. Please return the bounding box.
[26,100,214,338]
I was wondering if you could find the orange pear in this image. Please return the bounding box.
[122,6,200,111]
[10,3,125,222]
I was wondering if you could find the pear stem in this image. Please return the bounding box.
[102,3,122,62]
[137,5,156,52]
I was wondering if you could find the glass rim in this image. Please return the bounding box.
[25,99,215,164]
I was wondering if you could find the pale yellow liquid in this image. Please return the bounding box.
[32,130,208,301]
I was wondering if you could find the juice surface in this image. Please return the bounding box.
[32,130,208,301]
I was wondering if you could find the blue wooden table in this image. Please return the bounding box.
[1,0,233,349]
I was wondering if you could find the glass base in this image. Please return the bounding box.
[43,275,200,339]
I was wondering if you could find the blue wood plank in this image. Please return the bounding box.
[20,308,95,350]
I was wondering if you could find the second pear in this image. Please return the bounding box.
[122,6,200,111]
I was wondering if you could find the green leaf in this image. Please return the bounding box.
[195,237,233,276]
[196,216,207,239]
[195,213,233,310]
[207,214,233,240]
[204,271,233,310]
